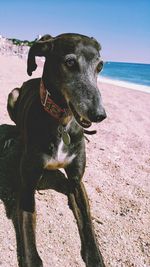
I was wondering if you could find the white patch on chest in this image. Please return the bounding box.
[43,139,76,170]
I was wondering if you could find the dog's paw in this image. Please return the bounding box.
[81,247,105,267]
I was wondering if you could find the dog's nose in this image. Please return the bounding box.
[95,110,107,122]
[88,109,107,122]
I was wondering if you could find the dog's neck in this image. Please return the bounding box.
[40,79,72,125]
[42,76,67,107]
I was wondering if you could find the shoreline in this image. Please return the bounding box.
[98,76,150,94]
[1,54,150,94]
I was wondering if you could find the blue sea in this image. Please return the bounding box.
[100,62,150,87]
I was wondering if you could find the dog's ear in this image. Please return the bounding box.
[91,37,101,51]
[27,34,53,76]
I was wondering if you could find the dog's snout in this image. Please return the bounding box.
[95,111,107,122]
[88,109,107,123]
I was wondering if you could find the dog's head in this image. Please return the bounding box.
[27,33,106,128]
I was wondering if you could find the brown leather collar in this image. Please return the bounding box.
[40,79,69,121]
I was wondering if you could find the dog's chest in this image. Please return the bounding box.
[43,139,76,170]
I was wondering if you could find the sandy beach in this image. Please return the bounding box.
[0,54,150,267]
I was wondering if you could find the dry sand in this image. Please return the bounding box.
[0,55,150,267]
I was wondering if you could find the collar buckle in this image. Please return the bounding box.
[43,89,50,107]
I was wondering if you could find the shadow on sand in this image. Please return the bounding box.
[0,124,70,266]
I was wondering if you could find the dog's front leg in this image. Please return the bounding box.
[17,209,43,267]
[17,152,43,267]
[66,163,105,267]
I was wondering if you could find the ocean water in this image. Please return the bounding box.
[101,62,150,87]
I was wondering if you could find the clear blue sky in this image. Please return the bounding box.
[0,0,150,63]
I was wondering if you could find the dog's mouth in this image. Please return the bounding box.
[69,102,92,128]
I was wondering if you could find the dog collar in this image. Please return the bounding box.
[40,80,67,121]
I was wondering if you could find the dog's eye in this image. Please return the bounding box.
[65,58,76,68]
[97,61,103,73]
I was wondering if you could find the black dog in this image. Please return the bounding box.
[7,33,106,267]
